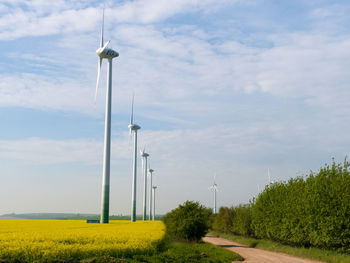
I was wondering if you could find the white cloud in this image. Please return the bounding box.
[0,73,95,114]
[0,0,243,40]
[0,7,99,40]
[1,0,350,213]
[1,118,348,213]
[255,33,350,112]
[110,0,241,24]
[0,118,346,167]
[2,22,350,120]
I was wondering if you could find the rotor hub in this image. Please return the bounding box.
[141,152,149,157]
[128,124,141,131]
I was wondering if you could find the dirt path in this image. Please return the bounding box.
[203,235,324,263]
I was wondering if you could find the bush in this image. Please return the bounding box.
[231,204,252,236]
[251,158,350,251]
[212,206,235,233]
[211,205,252,237]
[163,201,212,242]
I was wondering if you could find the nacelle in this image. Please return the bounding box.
[97,48,119,59]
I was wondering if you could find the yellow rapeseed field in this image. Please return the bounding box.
[0,220,165,261]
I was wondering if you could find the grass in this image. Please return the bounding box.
[210,231,350,263]
[80,240,242,263]
[0,240,241,263]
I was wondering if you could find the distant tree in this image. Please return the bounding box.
[163,201,212,242]
[212,206,235,233]
[231,204,252,236]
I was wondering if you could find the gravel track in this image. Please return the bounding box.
[203,235,324,263]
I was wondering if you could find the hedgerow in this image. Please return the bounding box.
[212,158,350,252]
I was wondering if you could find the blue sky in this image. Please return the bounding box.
[0,0,349,215]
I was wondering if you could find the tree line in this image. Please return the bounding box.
[211,159,350,252]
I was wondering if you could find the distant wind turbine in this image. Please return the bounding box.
[148,167,154,220]
[152,186,157,221]
[95,8,119,224]
[128,95,141,222]
[268,168,274,184]
[140,149,149,220]
[209,175,218,214]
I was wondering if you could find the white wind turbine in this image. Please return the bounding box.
[140,149,149,220]
[268,168,274,184]
[148,167,154,220]
[209,175,218,214]
[152,185,157,221]
[95,8,119,224]
[128,95,141,222]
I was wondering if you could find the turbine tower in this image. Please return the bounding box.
[209,175,218,214]
[268,168,274,184]
[152,186,157,221]
[128,95,141,222]
[148,167,154,220]
[95,9,119,224]
[140,149,149,220]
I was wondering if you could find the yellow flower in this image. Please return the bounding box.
[0,220,165,261]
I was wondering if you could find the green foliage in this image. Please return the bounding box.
[163,201,212,242]
[231,204,252,236]
[211,205,252,237]
[211,159,350,252]
[211,231,350,263]
[130,242,241,263]
[251,158,350,251]
[212,207,235,233]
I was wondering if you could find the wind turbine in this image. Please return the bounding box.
[95,8,119,224]
[152,186,157,221]
[209,175,218,214]
[148,167,154,220]
[140,149,149,220]
[128,95,141,222]
[268,168,274,184]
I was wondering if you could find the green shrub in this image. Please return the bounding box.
[304,160,350,250]
[231,204,252,236]
[209,159,350,251]
[211,205,252,237]
[251,158,350,251]
[163,201,212,242]
[212,206,235,233]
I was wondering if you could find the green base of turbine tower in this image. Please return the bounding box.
[101,185,110,224]
[131,199,136,222]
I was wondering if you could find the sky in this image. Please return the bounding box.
[0,0,349,215]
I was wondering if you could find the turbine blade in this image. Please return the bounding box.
[100,7,104,48]
[101,40,110,52]
[130,93,134,125]
[94,57,103,105]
